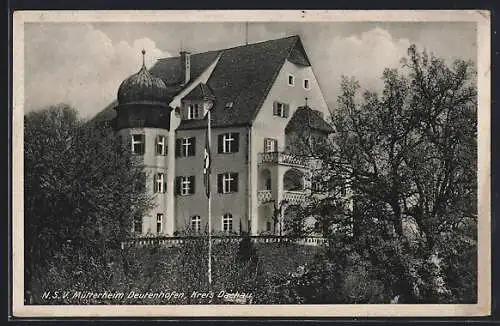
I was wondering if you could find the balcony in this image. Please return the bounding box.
[257,190,273,203]
[282,190,307,204]
[259,152,309,168]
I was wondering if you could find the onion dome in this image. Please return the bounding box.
[117,50,168,106]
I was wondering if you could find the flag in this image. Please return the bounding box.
[203,127,211,198]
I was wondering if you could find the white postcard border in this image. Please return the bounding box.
[11,9,491,317]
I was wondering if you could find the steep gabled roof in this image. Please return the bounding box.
[92,35,311,128]
[150,50,221,99]
[285,106,334,134]
[174,35,307,129]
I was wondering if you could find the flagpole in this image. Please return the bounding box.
[207,109,212,286]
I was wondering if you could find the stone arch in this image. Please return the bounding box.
[259,168,272,190]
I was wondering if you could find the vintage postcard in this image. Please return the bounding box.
[11,10,491,317]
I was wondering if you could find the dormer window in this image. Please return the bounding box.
[288,74,295,87]
[187,103,200,120]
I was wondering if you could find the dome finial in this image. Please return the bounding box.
[141,49,146,67]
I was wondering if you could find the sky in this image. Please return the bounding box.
[23,21,477,119]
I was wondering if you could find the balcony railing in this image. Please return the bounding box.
[259,152,309,168]
[282,190,307,204]
[257,190,273,203]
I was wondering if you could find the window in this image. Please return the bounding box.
[134,215,142,234]
[217,173,239,194]
[191,215,201,233]
[154,173,166,193]
[218,133,239,154]
[225,102,233,109]
[187,104,200,120]
[288,74,295,86]
[264,138,278,153]
[131,134,145,155]
[175,137,196,157]
[266,221,272,231]
[265,177,272,191]
[222,213,233,233]
[156,135,166,156]
[156,214,163,234]
[303,78,310,90]
[272,101,289,118]
[175,176,195,195]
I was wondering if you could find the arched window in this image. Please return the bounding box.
[260,169,272,190]
[222,213,233,233]
[191,215,201,233]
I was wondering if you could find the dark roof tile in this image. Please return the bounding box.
[183,83,215,101]
[93,35,312,129]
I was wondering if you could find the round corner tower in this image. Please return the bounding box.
[114,50,174,237]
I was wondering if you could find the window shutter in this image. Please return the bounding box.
[175,177,181,195]
[284,104,290,118]
[189,137,196,156]
[189,176,195,194]
[175,139,181,157]
[233,133,239,153]
[264,138,269,153]
[232,173,239,192]
[218,134,224,153]
[273,139,278,152]
[164,176,167,194]
[153,174,158,193]
[217,174,223,193]
[273,101,279,116]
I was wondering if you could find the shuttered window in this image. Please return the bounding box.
[217,173,239,194]
[175,176,195,195]
[153,173,166,193]
[264,138,278,153]
[175,137,196,157]
[217,133,239,153]
[272,101,289,118]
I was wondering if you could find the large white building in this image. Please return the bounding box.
[95,35,335,237]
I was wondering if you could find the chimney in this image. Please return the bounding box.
[180,51,191,85]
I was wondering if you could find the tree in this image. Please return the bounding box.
[295,44,477,303]
[24,104,154,303]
